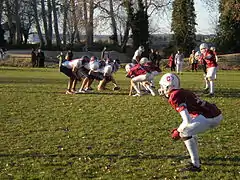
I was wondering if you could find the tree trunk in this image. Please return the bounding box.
[83,0,88,48]
[109,0,118,45]
[52,0,61,49]
[87,0,94,47]
[62,0,68,47]
[41,0,51,48]
[71,0,80,43]
[14,0,21,44]
[32,0,45,47]
[121,0,133,52]
[5,1,15,44]
[47,0,53,48]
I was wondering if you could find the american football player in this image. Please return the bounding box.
[97,59,121,91]
[210,46,218,80]
[158,73,223,172]
[126,57,157,96]
[132,46,145,64]
[78,56,104,93]
[199,43,218,96]
[60,56,90,94]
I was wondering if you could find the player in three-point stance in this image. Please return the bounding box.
[158,73,223,172]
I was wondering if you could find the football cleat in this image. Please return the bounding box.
[65,90,74,94]
[203,88,209,94]
[77,89,87,93]
[179,163,201,172]
[207,93,215,97]
[132,93,142,97]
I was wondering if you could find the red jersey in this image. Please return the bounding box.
[127,64,148,77]
[168,89,221,118]
[168,55,174,67]
[202,49,217,68]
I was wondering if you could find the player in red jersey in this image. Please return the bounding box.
[158,73,223,172]
[210,46,218,80]
[200,43,218,96]
[126,57,158,96]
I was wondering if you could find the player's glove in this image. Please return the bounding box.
[171,128,181,140]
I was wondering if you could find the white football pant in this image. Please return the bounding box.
[179,114,223,137]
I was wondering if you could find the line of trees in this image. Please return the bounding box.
[0,0,239,54]
[0,0,171,52]
[171,0,240,54]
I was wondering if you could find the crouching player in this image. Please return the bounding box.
[60,56,89,94]
[126,57,157,96]
[158,73,223,172]
[97,59,121,91]
[78,56,103,93]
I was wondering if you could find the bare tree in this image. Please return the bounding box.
[4,0,15,44]
[47,0,53,47]
[62,0,69,46]
[52,0,61,48]
[32,0,45,47]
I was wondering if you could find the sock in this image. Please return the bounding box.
[132,82,141,94]
[145,84,156,96]
[205,79,210,89]
[184,137,200,168]
[210,81,214,94]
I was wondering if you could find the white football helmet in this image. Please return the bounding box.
[89,61,99,71]
[200,43,208,50]
[139,57,148,65]
[103,64,113,76]
[138,46,145,52]
[125,63,134,73]
[210,46,215,51]
[194,51,201,60]
[200,43,208,54]
[158,73,180,97]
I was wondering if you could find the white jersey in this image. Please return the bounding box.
[132,49,142,61]
[62,59,82,69]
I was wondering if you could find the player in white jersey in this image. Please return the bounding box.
[97,59,121,91]
[132,46,145,64]
[60,56,90,94]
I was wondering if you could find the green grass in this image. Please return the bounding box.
[0,67,240,179]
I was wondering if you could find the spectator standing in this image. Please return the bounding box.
[31,48,37,67]
[37,49,45,67]
[155,51,162,68]
[132,46,145,64]
[0,48,4,60]
[65,50,74,61]
[168,53,175,71]
[174,50,184,74]
[149,49,157,65]
[189,50,198,72]
[57,52,65,68]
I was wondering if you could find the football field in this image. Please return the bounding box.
[0,67,239,179]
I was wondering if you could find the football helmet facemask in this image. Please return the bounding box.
[158,73,180,97]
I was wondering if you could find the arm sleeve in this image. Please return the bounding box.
[177,109,192,132]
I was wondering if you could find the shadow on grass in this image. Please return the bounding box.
[0,152,188,161]
[193,88,240,98]
[201,156,240,166]
[0,77,65,84]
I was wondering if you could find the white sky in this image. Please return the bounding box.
[194,0,219,34]
[150,0,219,35]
